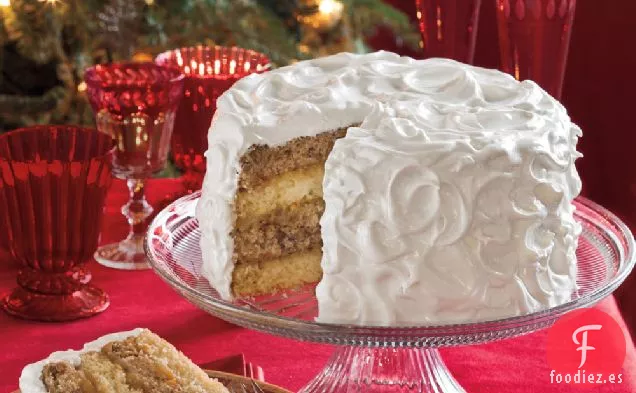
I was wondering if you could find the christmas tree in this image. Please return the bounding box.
[0,0,419,131]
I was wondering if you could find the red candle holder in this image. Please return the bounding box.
[0,126,114,321]
[415,0,483,64]
[85,63,184,270]
[495,0,577,99]
[156,46,270,192]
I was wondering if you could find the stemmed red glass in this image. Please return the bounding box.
[495,0,577,99]
[85,63,184,270]
[415,0,483,64]
[155,46,270,192]
[0,126,114,321]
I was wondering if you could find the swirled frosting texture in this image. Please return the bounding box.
[197,51,582,325]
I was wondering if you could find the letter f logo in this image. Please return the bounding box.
[572,324,602,368]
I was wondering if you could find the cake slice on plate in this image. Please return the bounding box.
[20,328,228,393]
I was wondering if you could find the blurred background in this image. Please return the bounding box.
[0,0,634,335]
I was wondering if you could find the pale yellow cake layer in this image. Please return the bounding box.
[232,249,322,297]
[234,165,324,227]
[78,351,138,393]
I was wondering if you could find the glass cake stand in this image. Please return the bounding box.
[145,192,636,393]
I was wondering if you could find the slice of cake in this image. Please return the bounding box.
[20,329,228,393]
[197,51,582,326]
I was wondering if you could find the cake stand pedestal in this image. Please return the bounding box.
[300,347,464,392]
[145,193,635,393]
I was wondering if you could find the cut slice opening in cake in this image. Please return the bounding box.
[229,128,350,297]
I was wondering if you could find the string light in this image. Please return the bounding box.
[1,0,58,7]
[38,0,60,6]
[77,82,87,93]
[298,0,343,32]
[318,0,343,15]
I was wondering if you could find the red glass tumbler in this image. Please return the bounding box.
[0,126,114,321]
[155,46,270,192]
[495,0,577,99]
[85,63,184,270]
[415,0,483,64]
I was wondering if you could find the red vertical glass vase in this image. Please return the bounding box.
[0,126,114,321]
[85,63,184,270]
[415,0,483,64]
[495,0,577,99]
[156,46,270,192]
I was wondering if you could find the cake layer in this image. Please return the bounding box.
[238,129,346,191]
[233,196,324,263]
[41,362,86,393]
[234,165,324,227]
[232,249,322,296]
[77,351,134,393]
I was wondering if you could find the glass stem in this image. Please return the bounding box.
[122,179,153,240]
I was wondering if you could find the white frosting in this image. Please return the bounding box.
[197,51,582,325]
[19,328,144,393]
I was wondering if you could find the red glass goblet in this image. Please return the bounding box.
[155,46,270,192]
[415,0,483,64]
[85,63,184,270]
[0,126,114,321]
[495,0,577,99]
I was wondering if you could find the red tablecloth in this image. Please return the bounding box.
[1,179,635,393]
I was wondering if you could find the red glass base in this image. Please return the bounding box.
[94,235,151,270]
[2,285,109,322]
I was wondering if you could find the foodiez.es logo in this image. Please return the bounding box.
[547,308,626,386]
[572,324,602,369]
